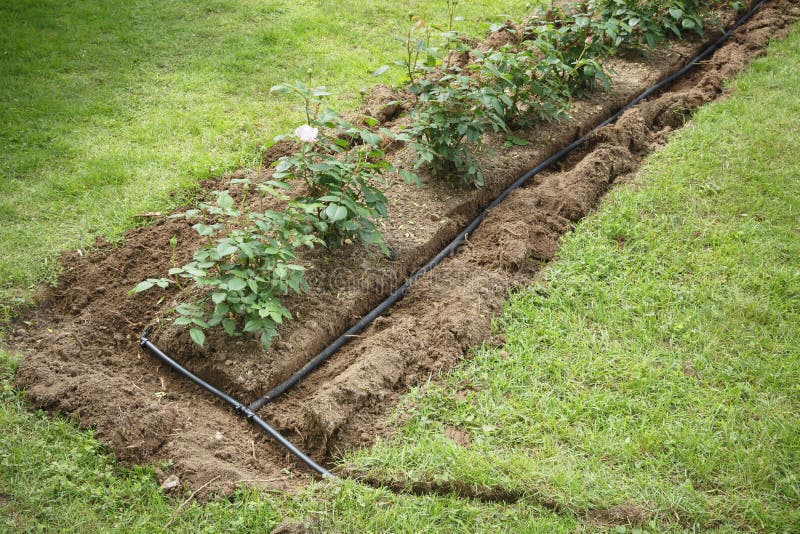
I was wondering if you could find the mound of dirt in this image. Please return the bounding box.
[7,0,798,495]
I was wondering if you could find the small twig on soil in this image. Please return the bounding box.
[163,475,221,529]
[251,439,257,460]
[123,377,143,391]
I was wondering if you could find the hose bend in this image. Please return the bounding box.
[139,327,333,479]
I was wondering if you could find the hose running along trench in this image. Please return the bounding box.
[139,0,767,477]
[139,328,333,478]
[247,0,769,412]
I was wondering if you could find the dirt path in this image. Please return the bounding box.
[8,0,799,495]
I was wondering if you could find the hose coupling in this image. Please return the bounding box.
[139,326,154,347]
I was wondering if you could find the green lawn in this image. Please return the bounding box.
[0,0,526,318]
[342,27,800,531]
[2,6,799,534]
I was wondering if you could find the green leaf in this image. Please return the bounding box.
[183,265,206,277]
[400,169,422,186]
[248,279,259,293]
[222,318,236,336]
[176,303,200,316]
[131,280,154,293]
[360,130,383,147]
[309,162,335,172]
[216,191,235,210]
[372,65,390,77]
[193,223,215,237]
[213,302,230,317]
[325,204,348,222]
[227,278,247,291]
[191,317,209,328]
[216,242,238,257]
[243,319,262,333]
[286,276,302,293]
[211,292,227,304]
[189,328,205,347]
[505,135,530,146]
[260,330,276,348]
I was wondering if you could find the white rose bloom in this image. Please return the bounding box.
[294,124,319,143]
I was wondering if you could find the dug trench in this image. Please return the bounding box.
[6,0,799,501]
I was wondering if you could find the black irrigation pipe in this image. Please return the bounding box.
[138,0,766,478]
[139,327,334,478]
[248,0,767,413]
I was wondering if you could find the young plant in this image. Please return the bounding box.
[658,0,707,37]
[270,82,415,253]
[446,0,461,31]
[133,188,322,348]
[539,8,612,96]
[133,82,410,349]
[473,40,572,128]
[396,15,437,85]
[406,63,507,187]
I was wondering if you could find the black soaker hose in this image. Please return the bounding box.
[138,1,767,478]
[139,328,334,478]
[248,0,768,412]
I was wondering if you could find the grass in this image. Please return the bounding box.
[1,358,283,531]
[1,9,799,534]
[344,25,800,531]
[0,0,526,318]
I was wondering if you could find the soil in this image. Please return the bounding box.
[7,0,799,497]
[444,426,472,448]
[585,503,651,528]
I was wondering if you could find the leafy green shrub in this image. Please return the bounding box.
[133,0,731,349]
[134,187,322,348]
[473,31,572,128]
[588,0,709,49]
[406,64,507,187]
[270,82,408,253]
[528,8,612,96]
[589,0,664,49]
[655,0,709,37]
[133,82,409,348]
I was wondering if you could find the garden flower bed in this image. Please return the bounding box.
[7,0,798,493]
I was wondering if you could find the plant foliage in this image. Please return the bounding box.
[135,0,732,349]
